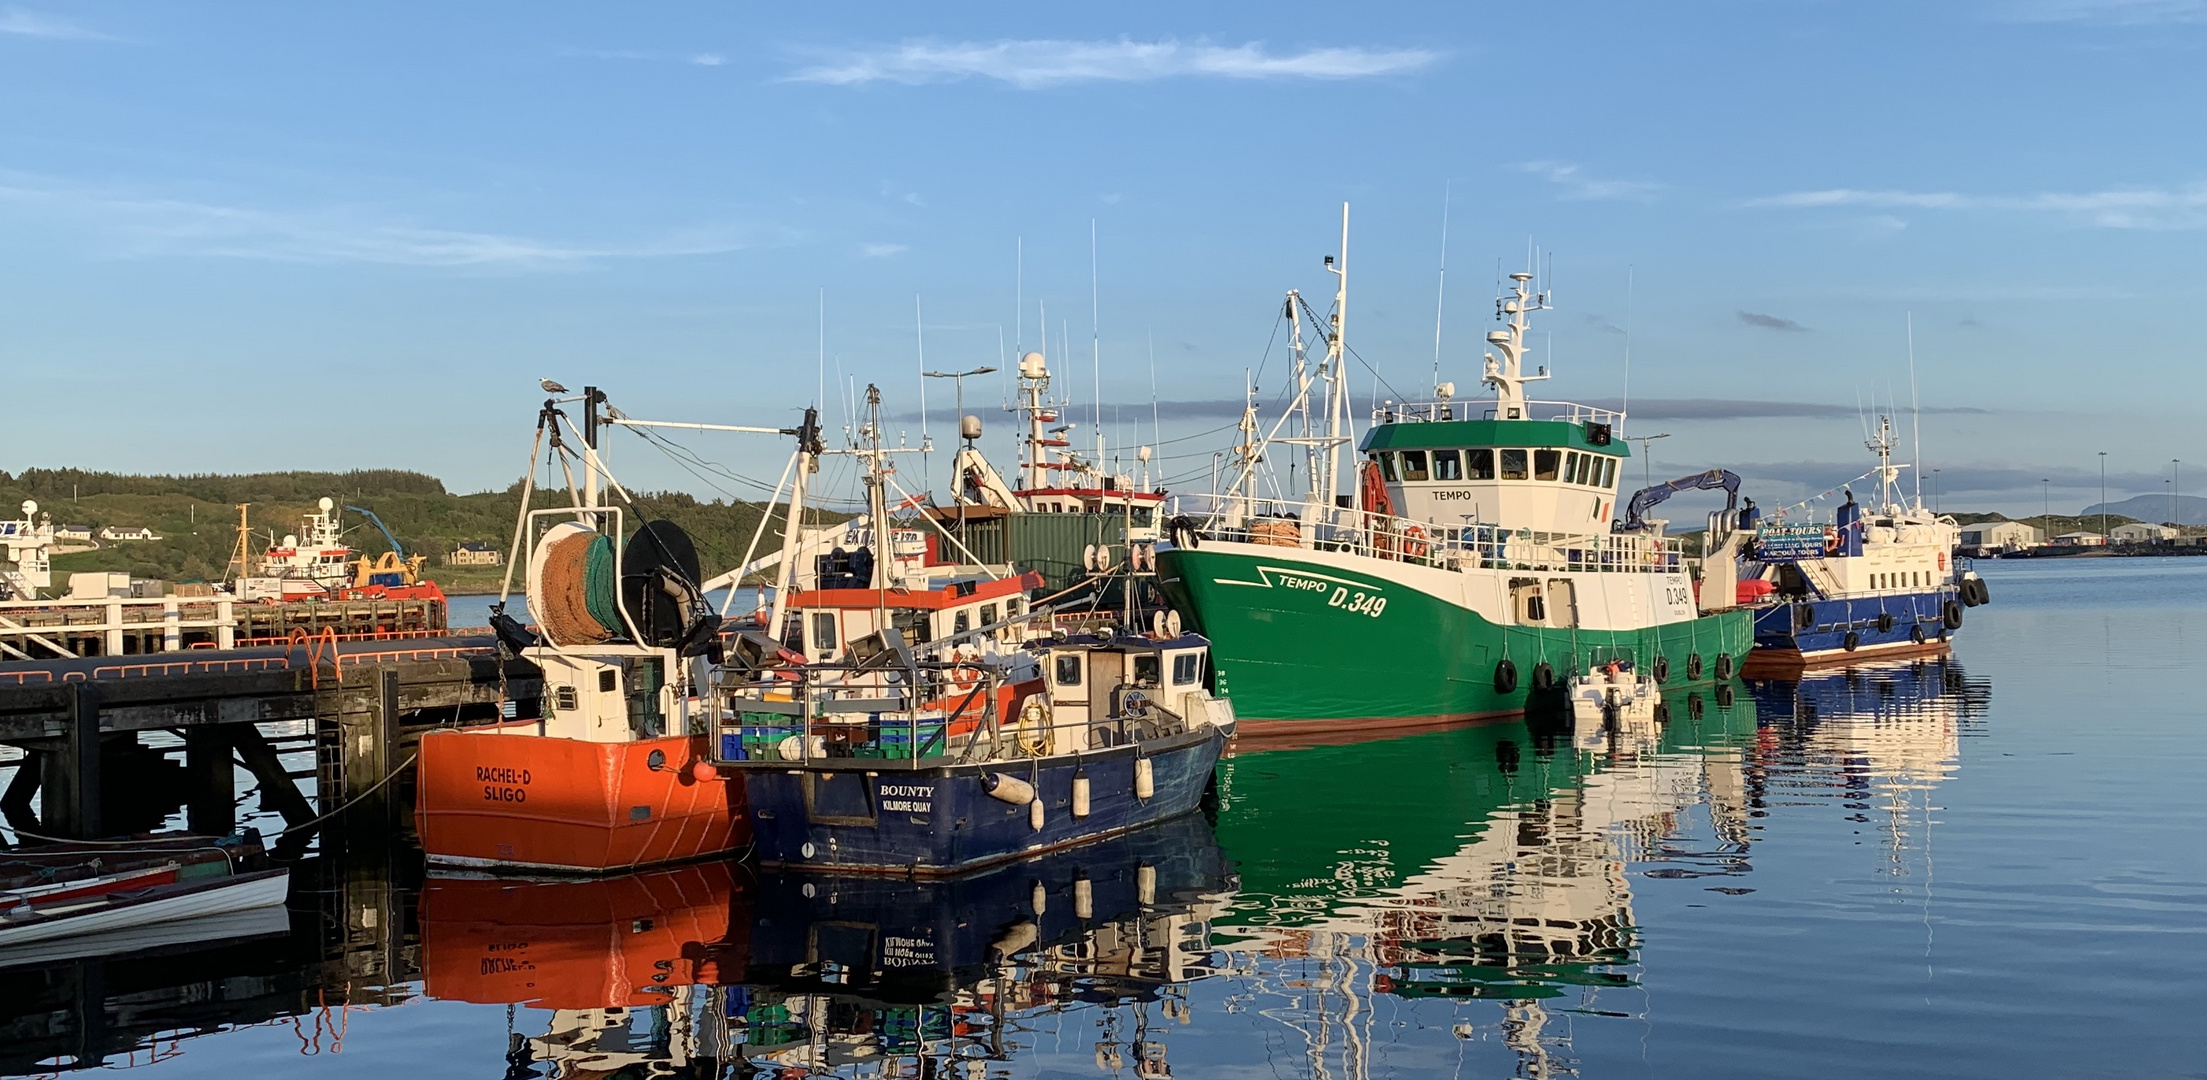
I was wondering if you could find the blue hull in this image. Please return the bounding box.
[1751,587,1961,660]
[741,727,1226,876]
[743,813,1235,1002]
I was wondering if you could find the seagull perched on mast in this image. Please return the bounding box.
[539,378,570,395]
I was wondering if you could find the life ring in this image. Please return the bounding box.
[1793,603,1816,631]
[1714,653,1735,681]
[1531,661,1556,692]
[1823,528,1840,554]
[1943,599,1964,630]
[1687,653,1704,681]
[1494,658,1519,694]
[1843,631,1860,652]
[1651,655,1670,684]
[1877,612,1894,633]
[1400,524,1430,561]
[1015,697,1051,755]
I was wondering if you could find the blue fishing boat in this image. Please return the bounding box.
[1727,416,1989,675]
[710,626,1232,876]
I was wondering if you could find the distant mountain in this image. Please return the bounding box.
[2082,494,2207,526]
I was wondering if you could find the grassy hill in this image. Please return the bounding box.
[0,468,840,593]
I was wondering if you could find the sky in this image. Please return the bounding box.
[4,0,2205,519]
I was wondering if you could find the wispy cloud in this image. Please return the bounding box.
[1750,184,2207,228]
[0,6,109,40]
[1739,311,1808,332]
[860,242,907,258]
[1514,161,1662,202]
[786,38,1438,88]
[1579,398,1986,420]
[0,176,784,269]
[562,47,729,67]
[1999,0,2207,23]
[690,53,725,67]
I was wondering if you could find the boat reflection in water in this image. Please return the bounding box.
[0,659,1987,1078]
[1209,658,1987,1076]
[414,813,1234,1077]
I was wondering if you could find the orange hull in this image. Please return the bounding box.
[415,727,748,873]
[419,863,745,1007]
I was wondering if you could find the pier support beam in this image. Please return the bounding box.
[335,668,403,830]
[232,724,317,829]
[183,728,237,836]
[41,683,102,840]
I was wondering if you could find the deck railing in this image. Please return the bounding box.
[707,660,1185,770]
[1377,399,1625,428]
[1167,494,1684,575]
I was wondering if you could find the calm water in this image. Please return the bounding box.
[8,558,2204,1078]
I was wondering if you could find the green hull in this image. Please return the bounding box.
[1157,544,1755,723]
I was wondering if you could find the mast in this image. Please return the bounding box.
[1324,204,1350,513]
[765,408,822,638]
[1481,270,1551,420]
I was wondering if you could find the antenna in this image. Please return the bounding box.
[916,293,931,496]
[1015,236,1023,354]
[817,288,826,410]
[1149,328,1160,459]
[1907,312,1923,507]
[1621,267,1635,431]
[1432,180,1451,393]
[1091,219,1103,464]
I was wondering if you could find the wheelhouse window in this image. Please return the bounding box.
[1534,449,1562,481]
[1399,450,1430,481]
[1172,653,1202,685]
[1374,452,1398,481]
[1054,654,1083,686]
[1432,449,1462,480]
[1562,451,1581,484]
[1469,449,1496,480]
[809,612,837,656]
[953,609,971,635]
[979,603,998,628]
[1133,654,1161,686]
[1500,449,1530,480]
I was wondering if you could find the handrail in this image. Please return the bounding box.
[1376,399,1625,427]
[1167,493,1684,575]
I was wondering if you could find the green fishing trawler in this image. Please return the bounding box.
[1156,221,1754,733]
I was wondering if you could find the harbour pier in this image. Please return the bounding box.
[0,633,540,844]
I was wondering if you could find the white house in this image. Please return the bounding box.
[2110,521,2178,543]
[97,525,162,542]
[2054,531,2107,547]
[1959,520,2043,550]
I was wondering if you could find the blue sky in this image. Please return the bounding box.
[4,0,2205,517]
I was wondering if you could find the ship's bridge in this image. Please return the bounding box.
[1360,401,1629,534]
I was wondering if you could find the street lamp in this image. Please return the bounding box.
[2174,458,2182,527]
[1932,468,1940,515]
[924,365,998,559]
[2099,451,2108,543]
[1625,433,1672,491]
[2042,478,2050,540]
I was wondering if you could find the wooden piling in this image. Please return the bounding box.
[40,683,102,840]
[184,728,237,836]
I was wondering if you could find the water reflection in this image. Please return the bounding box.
[0,658,1989,1079]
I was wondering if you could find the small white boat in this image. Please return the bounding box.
[0,833,291,953]
[1569,664,1658,726]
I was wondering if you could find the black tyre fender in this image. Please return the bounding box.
[1652,655,1671,684]
[1531,661,1556,692]
[1943,599,1964,630]
[1715,683,1735,709]
[1653,700,1672,725]
[1793,603,1816,631]
[1165,515,1201,550]
[1494,658,1519,694]
[1714,652,1735,681]
[1687,653,1704,681]
[1910,625,1926,645]
[1844,631,1860,652]
[1877,612,1895,633]
[1688,693,1705,720]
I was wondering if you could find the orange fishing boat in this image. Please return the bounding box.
[415,386,746,873]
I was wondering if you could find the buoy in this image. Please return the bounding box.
[1029,798,1045,831]
[985,773,1036,805]
[1074,874,1093,920]
[1030,880,1047,915]
[1137,862,1157,906]
[689,760,720,783]
[1072,772,1091,818]
[1133,757,1155,800]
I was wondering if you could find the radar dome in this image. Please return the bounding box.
[959,414,983,441]
[318,497,334,511]
[1018,351,1047,378]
